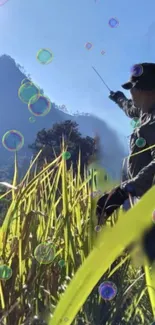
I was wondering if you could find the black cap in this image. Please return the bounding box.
[122,63,155,91]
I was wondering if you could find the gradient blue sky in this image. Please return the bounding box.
[0,0,155,142]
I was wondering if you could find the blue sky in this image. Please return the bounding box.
[0,0,155,144]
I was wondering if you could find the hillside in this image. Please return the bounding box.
[0,55,128,179]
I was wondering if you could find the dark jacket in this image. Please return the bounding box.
[117,97,155,198]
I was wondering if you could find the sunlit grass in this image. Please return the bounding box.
[50,186,155,325]
[0,144,154,325]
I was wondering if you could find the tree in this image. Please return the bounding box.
[29,120,97,175]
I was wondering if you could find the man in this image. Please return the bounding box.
[96,63,155,224]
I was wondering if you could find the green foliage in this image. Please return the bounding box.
[29,120,96,176]
[0,143,154,325]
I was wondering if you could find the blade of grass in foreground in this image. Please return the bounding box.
[50,186,155,325]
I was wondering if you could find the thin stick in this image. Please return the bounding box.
[92,66,112,92]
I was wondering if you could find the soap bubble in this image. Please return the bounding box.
[131,64,143,77]
[135,137,146,148]
[101,50,105,55]
[85,42,93,50]
[130,117,140,129]
[62,151,71,160]
[99,281,117,300]
[108,18,119,28]
[95,225,101,232]
[58,259,65,267]
[0,265,12,280]
[34,243,55,264]
[0,0,9,6]
[21,78,31,85]
[29,116,36,123]
[2,130,24,152]
[37,48,53,64]
[18,82,40,104]
[28,95,51,117]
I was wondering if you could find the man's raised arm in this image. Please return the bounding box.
[109,91,141,118]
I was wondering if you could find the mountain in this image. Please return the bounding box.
[0,54,128,179]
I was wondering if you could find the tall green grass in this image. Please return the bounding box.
[0,146,154,325]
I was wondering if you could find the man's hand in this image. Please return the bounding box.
[109,91,127,104]
[96,186,129,224]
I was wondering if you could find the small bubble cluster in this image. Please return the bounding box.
[0,265,12,280]
[131,64,143,77]
[108,18,119,28]
[34,243,55,264]
[2,130,24,152]
[37,48,53,64]
[98,281,117,300]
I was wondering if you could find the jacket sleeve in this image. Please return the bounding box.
[122,118,155,197]
[117,96,141,119]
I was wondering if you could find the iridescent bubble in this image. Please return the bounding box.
[135,137,146,148]
[58,259,65,267]
[0,0,9,6]
[18,82,40,104]
[135,121,141,128]
[101,50,105,55]
[29,116,36,123]
[0,265,12,280]
[28,95,51,117]
[21,78,31,85]
[130,118,141,129]
[131,64,143,77]
[85,42,93,50]
[34,243,55,264]
[99,281,117,300]
[2,130,24,152]
[62,151,71,160]
[94,225,101,232]
[108,18,119,28]
[37,48,53,64]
